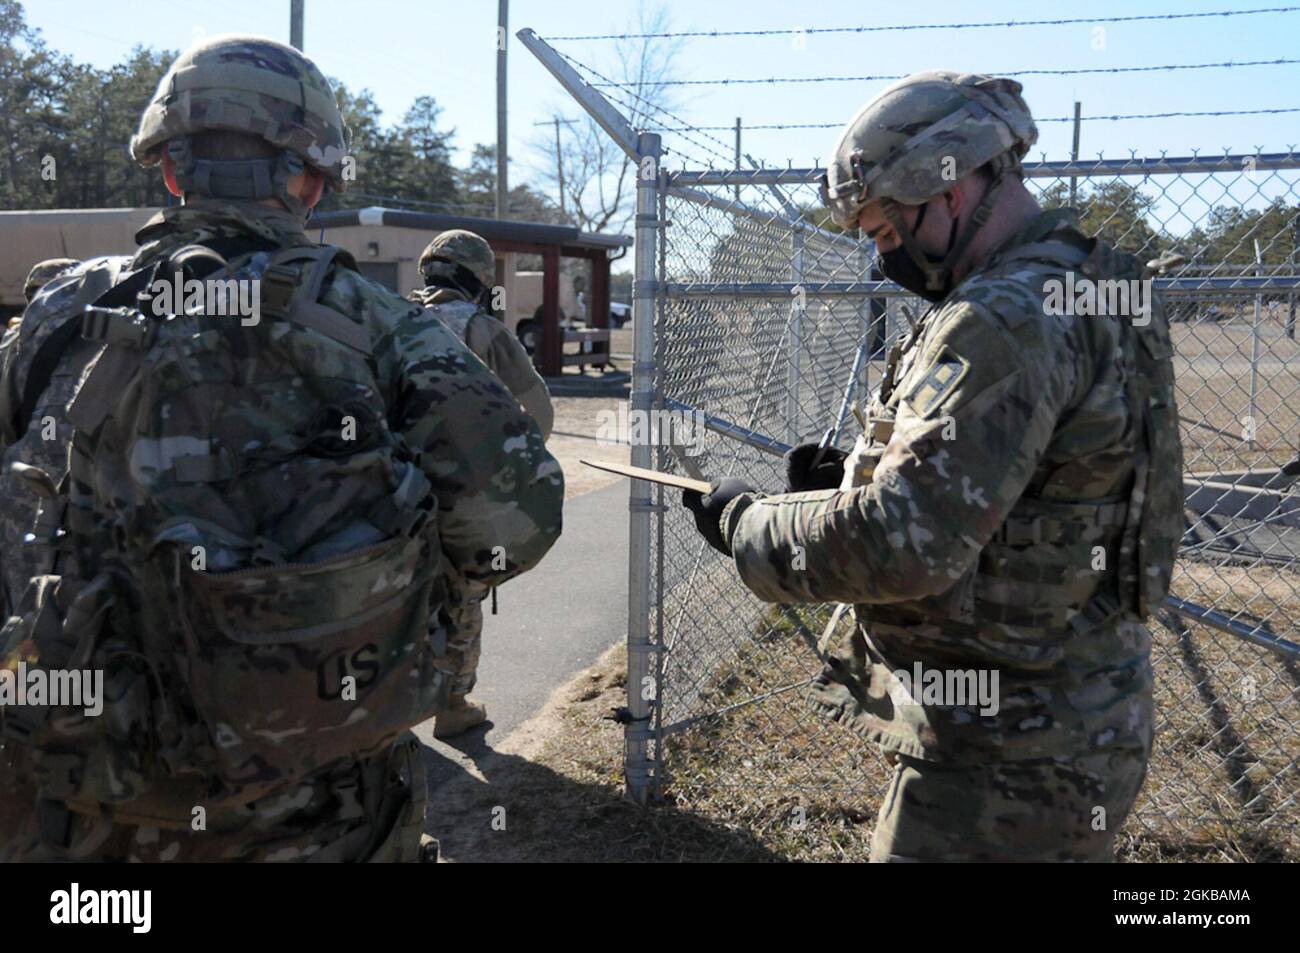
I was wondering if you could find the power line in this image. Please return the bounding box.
[650,107,1300,132]
[348,192,500,215]
[593,57,1300,89]
[543,6,1300,41]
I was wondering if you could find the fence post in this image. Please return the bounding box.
[788,223,805,444]
[1249,239,1263,448]
[624,131,662,806]
[1289,209,1298,339]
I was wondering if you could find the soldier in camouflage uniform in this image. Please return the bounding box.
[684,71,1183,862]
[22,259,80,306]
[4,259,80,333]
[0,35,563,861]
[408,230,555,738]
[412,230,554,440]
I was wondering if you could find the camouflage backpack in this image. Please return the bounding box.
[951,227,1185,626]
[0,241,449,819]
[971,228,1185,625]
[1094,241,1186,618]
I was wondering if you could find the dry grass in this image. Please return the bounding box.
[475,599,1297,863]
[429,644,793,862]
[657,597,1299,862]
[1173,318,1300,473]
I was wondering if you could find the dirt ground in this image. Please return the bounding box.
[431,642,790,863]
[549,396,628,499]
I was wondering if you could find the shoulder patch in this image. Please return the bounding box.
[958,274,1046,331]
[902,345,970,419]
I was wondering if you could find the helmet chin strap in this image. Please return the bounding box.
[879,155,1013,294]
[167,137,312,219]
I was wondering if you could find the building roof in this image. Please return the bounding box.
[308,206,631,251]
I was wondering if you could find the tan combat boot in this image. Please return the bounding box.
[433,694,488,739]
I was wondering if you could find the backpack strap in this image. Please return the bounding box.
[66,313,154,436]
[15,319,82,438]
[260,245,372,356]
[994,230,1094,273]
[63,246,365,437]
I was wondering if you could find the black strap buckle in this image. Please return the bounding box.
[259,263,300,317]
[999,516,1043,546]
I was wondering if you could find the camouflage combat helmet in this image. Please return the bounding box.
[821,71,1037,227]
[820,70,1037,296]
[23,258,78,302]
[130,34,351,215]
[419,230,496,290]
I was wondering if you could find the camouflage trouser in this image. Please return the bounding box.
[442,584,488,697]
[1,734,431,863]
[869,746,1150,862]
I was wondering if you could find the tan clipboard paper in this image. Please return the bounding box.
[579,458,712,494]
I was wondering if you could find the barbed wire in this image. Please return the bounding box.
[592,57,1300,88]
[583,75,729,169]
[556,50,737,165]
[554,44,1300,179]
[650,107,1300,132]
[542,6,1300,41]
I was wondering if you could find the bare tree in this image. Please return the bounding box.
[531,1,682,235]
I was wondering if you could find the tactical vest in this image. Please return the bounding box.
[432,299,476,344]
[0,243,450,844]
[854,229,1183,666]
[411,288,477,344]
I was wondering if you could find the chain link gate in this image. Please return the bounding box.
[521,30,1300,860]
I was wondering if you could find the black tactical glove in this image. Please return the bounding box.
[682,477,756,555]
[784,441,848,493]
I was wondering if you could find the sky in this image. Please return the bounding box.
[21,0,1300,210]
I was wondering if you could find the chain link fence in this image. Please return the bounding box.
[519,26,1300,860]
[629,152,1300,860]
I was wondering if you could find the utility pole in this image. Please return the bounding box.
[496,0,509,220]
[733,117,742,203]
[535,117,576,219]
[1068,100,1081,207]
[289,0,304,51]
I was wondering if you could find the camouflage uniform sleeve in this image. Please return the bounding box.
[0,258,124,450]
[341,276,565,585]
[466,314,555,441]
[0,297,49,450]
[728,299,1078,604]
[0,324,24,450]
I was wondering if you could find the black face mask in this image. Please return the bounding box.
[878,201,960,303]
